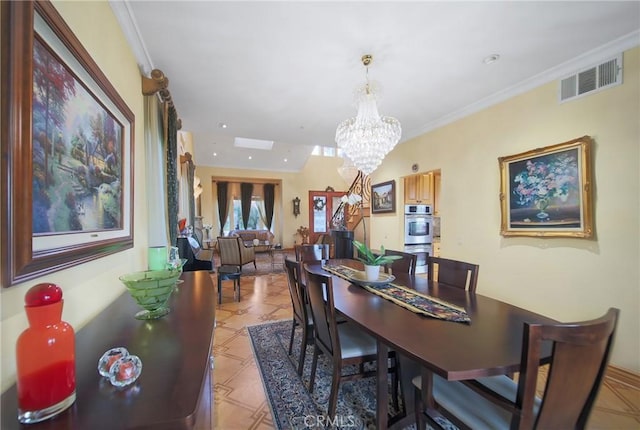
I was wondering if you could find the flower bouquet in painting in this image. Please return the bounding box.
[512,153,579,221]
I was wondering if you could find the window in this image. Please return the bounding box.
[223,198,269,233]
[312,145,343,157]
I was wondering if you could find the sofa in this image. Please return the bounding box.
[228,229,275,252]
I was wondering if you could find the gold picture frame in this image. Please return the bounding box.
[499,136,593,238]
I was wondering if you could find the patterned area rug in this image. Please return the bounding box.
[248,319,404,429]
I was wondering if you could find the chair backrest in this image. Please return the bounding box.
[303,267,340,358]
[515,308,619,429]
[426,256,479,292]
[284,258,307,327]
[383,249,417,276]
[217,236,242,266]
[295,244,330,262]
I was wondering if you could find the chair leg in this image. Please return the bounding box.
[414,386,424,430]
[297,333,307,376]
[217,277,222,305]
[309,346,319,393]
[288,319,296,354]
[391,356,400,413]
[327,363,341,419]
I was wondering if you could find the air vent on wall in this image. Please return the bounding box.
[559,54,622,103]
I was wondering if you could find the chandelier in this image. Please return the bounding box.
[335,54,401,175]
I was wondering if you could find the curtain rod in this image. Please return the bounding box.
[141,68,182,129]
[213,179,279,186]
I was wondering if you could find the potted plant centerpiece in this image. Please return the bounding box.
[352,240,402,281]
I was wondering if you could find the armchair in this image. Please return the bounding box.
[217,236,256,271]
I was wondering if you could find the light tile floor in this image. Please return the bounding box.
[211,271,640,429]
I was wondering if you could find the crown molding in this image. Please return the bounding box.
[408,30,640,141]
[109,0,154,75]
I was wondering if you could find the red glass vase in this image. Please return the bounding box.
[16,283,76,423]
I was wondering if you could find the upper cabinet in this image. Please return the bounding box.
[404,170,441,214]
[404,172,433,204]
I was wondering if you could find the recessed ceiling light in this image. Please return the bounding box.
[483,54,500,64]
[218,122,227,129]
[284,158,288,162]
[248,156,252,160]
[213,152,217,157]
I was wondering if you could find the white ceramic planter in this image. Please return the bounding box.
[364,264,381,281]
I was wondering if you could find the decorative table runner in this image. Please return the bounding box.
[323,264,470,324]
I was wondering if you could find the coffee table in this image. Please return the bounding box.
[269,246,287,270]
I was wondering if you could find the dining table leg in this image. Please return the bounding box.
[377,340,389,429]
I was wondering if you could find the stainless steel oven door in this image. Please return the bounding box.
[404,215,433,245]
[404,244,432,274]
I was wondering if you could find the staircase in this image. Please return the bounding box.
[331,172,371,246]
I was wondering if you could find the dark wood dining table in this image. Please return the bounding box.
[305,259,557,429]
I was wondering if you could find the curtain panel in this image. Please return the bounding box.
[144,96,169,246]
[186,158,196,229]
[263,183,275,231]
[240,183,253,229]
[166,105,179,247]
[217,181,229,237]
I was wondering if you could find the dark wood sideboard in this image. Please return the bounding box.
[1,271,216,430]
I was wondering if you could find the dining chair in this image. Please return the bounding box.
[426,256,479,292]
[284,258,313,375]
[295,243,331,262]
[412,307,620,430]
[303,267,400,419]
[383,249,417,276]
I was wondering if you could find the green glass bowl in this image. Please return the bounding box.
[119,260,186,320]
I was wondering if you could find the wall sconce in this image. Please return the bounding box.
[293,197,301,217]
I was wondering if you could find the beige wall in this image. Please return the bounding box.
[370,47,640,372]
[1,2,148,392]
[196,156,350,248]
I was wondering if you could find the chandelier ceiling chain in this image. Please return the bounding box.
[335,54,401,176]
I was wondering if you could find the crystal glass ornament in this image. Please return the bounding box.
[108,355,142,388]
[98,347,129,378]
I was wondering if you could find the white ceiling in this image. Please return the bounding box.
[111,1,640,172]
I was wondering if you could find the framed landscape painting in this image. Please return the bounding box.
[499,136,593,238]
[1,1,134,286]
[371,180,396,214]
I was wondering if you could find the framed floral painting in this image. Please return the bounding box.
[499,136,593,238]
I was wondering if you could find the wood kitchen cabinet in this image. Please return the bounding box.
[404,172,433,204]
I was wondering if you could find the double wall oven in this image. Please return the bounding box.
[404,204,433,274]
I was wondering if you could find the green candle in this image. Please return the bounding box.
[148,246,167,271]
